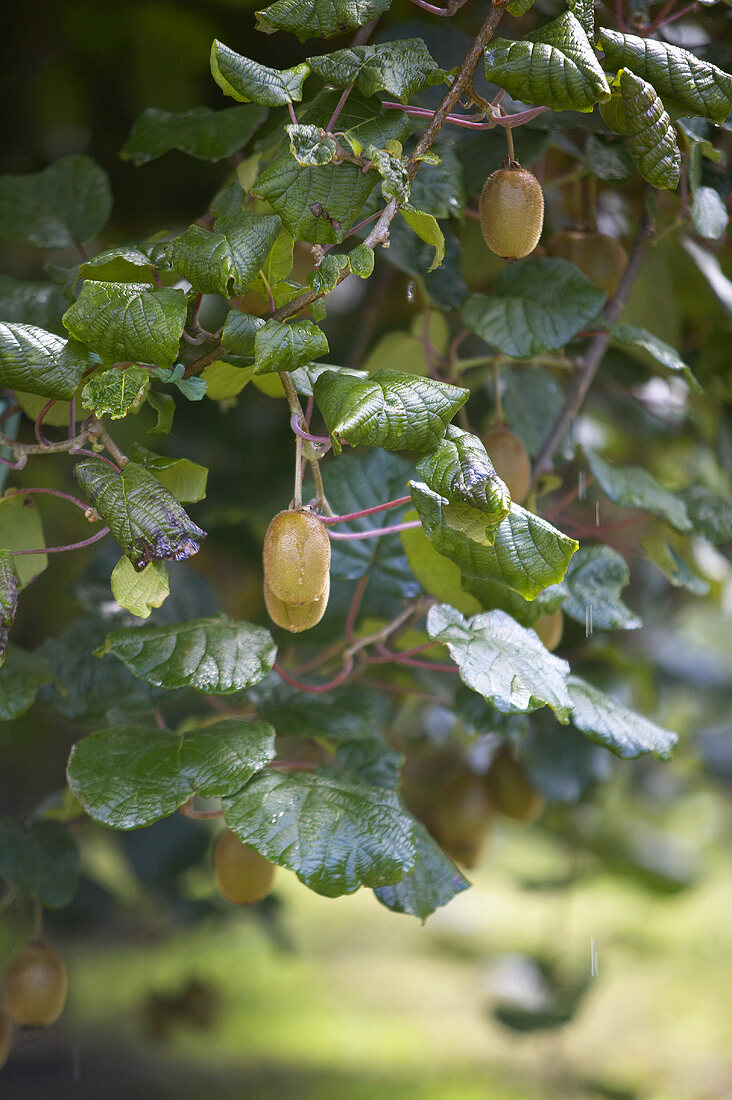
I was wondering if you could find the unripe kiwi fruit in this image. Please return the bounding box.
[479,166,544,260]
[429,769,494,868]
[263,508,331,605]
[264,573,330,633]
[482,425,531,504]
[0,1008,11,1068]
[4,942,67,1027]
[534,609,564,652]
[486,748,545,823]
[214,828,275,905]
[547,229,627,295]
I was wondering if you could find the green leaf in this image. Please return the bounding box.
[679,485,732,546]
[221,311,266,356]
[80,366,149,420]
[0,276,68,333]
[641,536,710,595]
[374,820,470,921]
[462,259,606,358]
[416,425,511,522]
[567,0,594,38]
[307,39,443,101]
[147,390,175,435]
[254,318,329,375]
[110,557,170,620]
[97,613,276,694]
[201,360,256,400]
[463,572,566,626]
[251,230,295,298]
[314,369,467,454]
[128,443,208,504]
[0,323,90,400]
[74,457,206,571]
[286,124,337,166]
[79,245,159,285]
[211,40,310,106]
[121,105,268,165]
[506,0,537,14]
[604,322,699,390]
[253,147,378,245]
[63,282,187,368]
[0,550,19,665]
[409,146,465,220]
[598,28,732,125]
[0,819,79,908]
[0,492,47,588]
[0,154,112,250]
[483,12,610,113]
[501,367,570,459]
[164,213,282,298]
[411,482,578,600]
[67,720,277,829]
[255,0,392,41]
[587,450,691,532]
[400,208,445,273]
[150,364,207,401]
[562,545,641,630]
[364,145,410,203]
[400,519,482,616]
[222,769,418,897]
[427,604,573,720]
[320,450,421,599]
[690,186,729,240]
[0,646,52,721]
[607,71,681,190]
[567,676,677,759]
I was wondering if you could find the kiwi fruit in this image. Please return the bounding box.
[479,166,545,260]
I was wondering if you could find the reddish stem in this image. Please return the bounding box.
[290,415,331,446]
[318,496,412,525]
[12,526,110,555]
[34,399,56,447]
[345,575,368,644]
[326,82,355,132]
[287,101,298,125]
[1,487,93,512]
[70,447,122,473]
[326,519,421,541]
[274,658,354,695]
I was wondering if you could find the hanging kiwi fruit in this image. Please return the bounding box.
[262,506,331,633]
[547,228,628,294]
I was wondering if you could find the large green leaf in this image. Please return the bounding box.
[679,485,732,546]
[411,482,578,599]
[314,369,468,454]
[255,0,392,41]
[62,282,187,368]
[562,546,641,630]
[400,208,445,273]
[254,318,329,374]
[0,646,52,721]
[74,457,206,571]
[211,40,310,106]
[307,40,443,101]
[128,443,208,504]
[221,311,266,356]
[0,492,47,588]
[164,213,282,298]
[462,259,606,358]
[67,720,277,829]
[223,770,418,897]
[0,549,20,665]
[121,105,267,164]
[598,28,732,125]
[0,819,80,909]
[97,613,276,695]
[483,12,610,113]
[427,604,572,721]
[110,558,170,620]
[416,426,511,522]
[400,520,483,616]
[0,276,68,333]
[605,72,681,190]
[79,245,159,285]
[463,571,566,626]
[0,323,90,400]
[374,820,470,921]
[587,451,691,532]
[320,450,421,600]
[567,676,677,759]
[80,366,149,420]
[0,154,112,250]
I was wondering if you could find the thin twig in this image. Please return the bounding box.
[12,526,110,555]
[326,519,421,540]
[318,496,413,525]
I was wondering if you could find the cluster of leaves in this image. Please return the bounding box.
[1,0,731,932]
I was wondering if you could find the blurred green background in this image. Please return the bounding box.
[1,1,731,1098]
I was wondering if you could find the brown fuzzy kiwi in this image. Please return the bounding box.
[4,942,68,1027]
[534,609,564,652]
[482,424,531,504]
[479,166,545,260]
[547,229,627,294]
[264,572,330,633]
[486,747,545,823]
[214,828,275,905]
[429,768,494,868]
[263,508,331,605]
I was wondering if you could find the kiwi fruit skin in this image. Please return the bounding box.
[482,425,531,504]
[263,508,331,605]
[4,942,68,1027]
[214,828,275,905]
[547,229,628,294]
[264,573,330,633]
[486,748,545,823]
[0,1008,12,1067]
[534,609,564,652]
[429,769,494,868]
[479,167,545,260]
